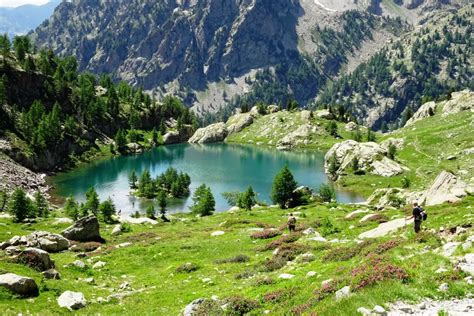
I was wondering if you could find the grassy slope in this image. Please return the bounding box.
[340,109,474,197]
[226,111,358,151]
[0,196,473,315]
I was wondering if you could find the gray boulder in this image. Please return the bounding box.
[182,298,206,316]
[405,101,436,126]
[57,291,87,310]
[42,269,61,280]
[226,113,254,135]
[14,248,55,271]
[61,216,104,242]
[0,273,39,297]
[419,171,474,206]
[26,231,69,253]
[188,123,227,144]
[315,109,334,120]
[441,89,474,117]
[267,105,279,113]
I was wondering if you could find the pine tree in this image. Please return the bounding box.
[157,190,167,218]
[33,191,48,218]
[387,142,397,160]
[0,190,8,212]
[238,186,256,211]
[271,166,297,209]
[129,170,138,189]
[99,198,116,223]
[191,184,215,216]
[8,188,33,222]
[146,205,156,219]
[325,121,338,137]
[115,129,127,152]
[328,153,340,180]
[85,187,100,216]
[64,196,79,220]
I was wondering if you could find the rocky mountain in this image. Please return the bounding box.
[31,0,466,116]
[0,0,61,37]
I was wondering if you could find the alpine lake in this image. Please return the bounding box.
[50,143,364,214]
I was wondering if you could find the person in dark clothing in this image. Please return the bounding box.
[288,213,296,233]
[407,202,423,233]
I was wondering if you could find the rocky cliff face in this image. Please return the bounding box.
[32,0,465,115]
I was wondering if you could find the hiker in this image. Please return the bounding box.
[288,213,296,233]
[407,202,425,233]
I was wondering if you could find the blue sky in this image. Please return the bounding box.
[0,0,51,7]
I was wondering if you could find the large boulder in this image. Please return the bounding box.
[267,105,279,113]
[25,231,69,253]
[359,218,413,239]
[0,273,39,297]
[57,291,87,310]
[366,188,423,208]
[315,109,334,120]
[188,122,228,144]
[324,140,407,178]
[14,248,55,271]
[163,126,194,145]
[226,113,254,135]
[277,124,317,150]
[61,216,104,242]
[182,298,206,316]
[419,171,474,206]
[441,89,474,117]
[405,101,436,126]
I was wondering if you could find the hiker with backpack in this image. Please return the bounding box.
[288,213,297,233]
[407,202,427,233]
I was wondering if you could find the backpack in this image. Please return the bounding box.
[418,207,427,221]
[288,217,296,225]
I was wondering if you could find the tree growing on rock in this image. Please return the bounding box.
[271,166,297,209]
[328,153,340,181]
[191,184,215,216]
[8,188,33,222]
[387,142,397,160]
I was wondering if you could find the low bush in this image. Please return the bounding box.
[351,255,409,290]
[263,288,296,303]
[261,256,287,272]
[368,214,389,223]
[121,222,132,233]
[224,296,260,316]
[176,262,199,273]
[250,229,281,239]
[70,241,102,252]
[215,254,250,264]
[319,217,340,237]
[414,231,442,247]
[193,299,223,316]
[323,240,373,262]
[252,277,275,286]
[372,239,401,254]
[259,233,301,251]
[234,270,255,280]
[314,279,345,301]
[255,222,275,229]
[221,219,251,228]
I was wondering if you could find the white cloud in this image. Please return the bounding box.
[0,0,51,8]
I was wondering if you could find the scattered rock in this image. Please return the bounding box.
[0,273,39,297]
[211,231,225,237]
[345,209,369,219]
[307,236,328,242]
[92,261,107,270]
[296,253,316,263]
[303,227,320,236]
[335,286,351,300]
[57,291,86,311]
[42,269,61,280]
[277,124,318,149]
[373,305,387,315]
[442,242,460,257]
[435,268,448,274]
[345,122,358,131]
[53,218,74,225]
[315,109,334,120]
[321,279,333,286]
[72,260,87,269]
[115,242,132,248]
[359,214,380,223]
[388,298,474,315]
[357,307,371,315]
[278,274,295,280]
[119,216,158,225]
[61,216,104,242]
[438,283,449,292]
[111,225,122,236]
[26,231,70,253]
[306,271,317,277]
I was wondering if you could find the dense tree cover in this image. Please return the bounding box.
[4,188,49,222]
[227,11,406,112]
[0,35,197,169]
[191,184,215,217]
[133,167,191,199]
[315,10,473,129]
[271,166,298,209]
[63,188,116,222]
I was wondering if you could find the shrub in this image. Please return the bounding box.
[314,279,343,300]
[401,176,411,188]
[351,255,409,290]
[215,254,250,264]
[221,219,252,228]
[250,229,281,239]
[414,231,442,247]
[319,217,340,237]
[252,277,275,287]
[263,288,296,303]
[260,233,301,251]
[367,214,389,223]
[323,240,373,262]
[261,256,287,272]
[193,299,223,316]
[121,222,132,233]
[70,241,102,252]
[234,270,255,280]
[176,262,199,273]
[224,296,259,316]
[254,222,275,229]
[387,142,397,160]
[372,239,401,254]
[318,184,336,202]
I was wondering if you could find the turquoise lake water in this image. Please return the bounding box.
[51,143,364,214]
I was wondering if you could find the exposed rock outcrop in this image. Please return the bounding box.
[324,140,407,178]
[277,124,318,150]
[405,101,436,126]
[0,273,39,297]
[226,113,255,135]
[61,216,104,243]
[419,171,474,206]
[0,154,49,196]
[24,231,69,253]
[188,123,228,144]
[13,248,55,271]
[57,291,87,310]
[359,218,413,239]
[163,126,195,145]
[441,90,474,117]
